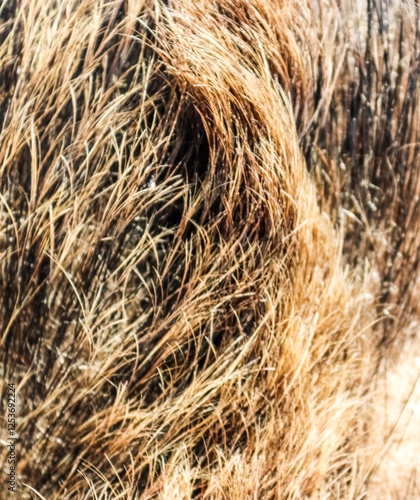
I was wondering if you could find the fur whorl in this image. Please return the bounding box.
[0,1,419,498]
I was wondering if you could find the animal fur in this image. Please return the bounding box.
[0,0,419,498]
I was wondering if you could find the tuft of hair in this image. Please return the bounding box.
[0,0,419,498]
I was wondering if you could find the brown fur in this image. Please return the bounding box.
[0,1,418,498]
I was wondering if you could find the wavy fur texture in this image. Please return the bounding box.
[0,0,419,498]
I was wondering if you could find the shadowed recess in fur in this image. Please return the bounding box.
[0,0,419,498]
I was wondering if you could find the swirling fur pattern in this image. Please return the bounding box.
[0,0,419,498]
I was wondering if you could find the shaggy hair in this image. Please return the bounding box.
[0,0,418,498]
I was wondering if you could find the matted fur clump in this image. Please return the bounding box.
[0,0,418,498]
